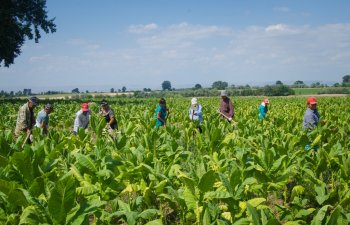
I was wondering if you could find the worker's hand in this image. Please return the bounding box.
[29,134,34,142]
[27,129,32,136]
[228,117,232,122]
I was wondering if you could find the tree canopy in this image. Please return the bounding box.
[343,75,350,84]
[72,88,79,93]
[0,0,56,67]
[194,83,202,89]
[276,80,283,85]
[212,81,228,89]
[162,80,172,91]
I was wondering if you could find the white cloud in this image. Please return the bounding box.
[265,24,288,32]
[3,22,350,90]
[128,23,158,33]
[134,22,232,50]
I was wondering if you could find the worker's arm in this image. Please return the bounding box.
[228,100,234,118]
[109,116,116,126]
[157,112,166,125]
[41,121,48,134]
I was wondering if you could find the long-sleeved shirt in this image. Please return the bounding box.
[259,102,268,121]
[303,108,320,130]
[15,103,34,136]
[73,109,91,132]
[189,104,203,123]
[220,98,234,119]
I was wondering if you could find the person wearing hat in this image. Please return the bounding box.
[189,97,203,133]
[303,96,320,151]
[303,96,320,130]
[35,103,53,135]
[99,99,118,130]
[73,103,91,134]
[259,98,269,122]
[219,90,234,122]
[155,97,169,128]
[14,96,39,141]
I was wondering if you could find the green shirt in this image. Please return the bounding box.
[15,103,34,136]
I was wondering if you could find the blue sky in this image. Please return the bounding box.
[1,0,350,92]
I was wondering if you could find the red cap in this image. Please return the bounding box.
[81,103,89,111]
[263,98,269,104]
[307,96,317,105]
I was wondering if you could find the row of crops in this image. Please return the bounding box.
[0,96,349,224]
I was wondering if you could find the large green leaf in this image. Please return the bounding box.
[19,205,49,225]
[270,155,287,173]
[247,203,260,225]
[179,173,196,195]
[66,196,106,225]
[198,170,218,193]
[183,187,197,210]
[48,175,76,224]
[310,205,332,225]
[75,153,97,174]
[138,209,159,220]
[0,179,21,195]
[202,206,211,225]
[314,183,329,205]
[11,151,34,184]
[145,219,163,225]
[325,206,348,225]
[8,188,34,208]
[232,218,250,225]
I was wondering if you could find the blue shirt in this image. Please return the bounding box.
[303,108,320,130]
[36,109,49,128]
[189,104,203,123]
[155,105,167,127]
[259,102,268,121]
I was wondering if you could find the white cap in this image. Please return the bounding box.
[220,90,227,97]
[191,97,198,105]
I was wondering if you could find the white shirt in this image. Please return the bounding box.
[73,109,91,132]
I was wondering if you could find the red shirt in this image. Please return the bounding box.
[220,98,234,118]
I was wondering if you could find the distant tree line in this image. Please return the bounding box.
[0,88,32,97]
[2,75,349,98]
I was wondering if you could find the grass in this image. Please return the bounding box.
[292,87,350,95]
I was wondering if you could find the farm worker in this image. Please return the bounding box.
[14,96,39,143]
[155,97,169,128]
[35,103,53,135]
[259,98,269,122]
[99,99,118,130]
[73,103,91,134]
[219,90,234,122]
[189,97,203,133]
[303,96,320,151]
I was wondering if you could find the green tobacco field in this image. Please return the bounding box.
[0,96,349,224]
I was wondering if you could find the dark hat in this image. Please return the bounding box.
[100,99,108,106]
[28,96,39,105]
[159,98,166,104]
[45,103,53,110]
